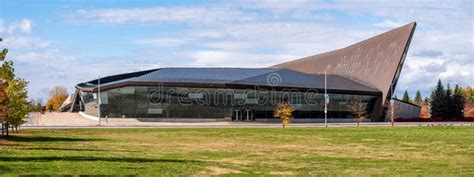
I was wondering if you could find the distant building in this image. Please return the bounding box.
[66,22,418,122]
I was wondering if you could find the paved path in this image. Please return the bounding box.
[23,112,474,129]
[26,112,98,126]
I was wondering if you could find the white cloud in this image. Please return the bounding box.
[187,50,299,67]
[134,38,188,47]
[0,19,5,33]
[77,6,257,24]
[373,20,405,28]
[6,19,33,34]
[412,49,443,58]
[1,36,50,49]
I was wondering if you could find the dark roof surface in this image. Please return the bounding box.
[77,68,380,93]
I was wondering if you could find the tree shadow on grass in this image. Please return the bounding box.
[0,136,104,142]
[0,156,204,164]
[0,143,24,147]
[22,147,138,152]
[0,166,11,173]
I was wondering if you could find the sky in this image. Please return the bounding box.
[0,0,472,103]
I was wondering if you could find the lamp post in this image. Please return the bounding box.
[324,71,328,127]
[391,83,395,126]
[98,76,101,124]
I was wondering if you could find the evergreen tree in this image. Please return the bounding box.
[414,90,423,105]
[424,97,430,106]
[393,94,398,99]
[430,79,448,118]
[446,84,454,120]
[35,102,42,112]
[402,90,410,102]
[452,85,466,118]
[34,98,42,112]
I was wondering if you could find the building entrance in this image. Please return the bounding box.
[232,109,255,121]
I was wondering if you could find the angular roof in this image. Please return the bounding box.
[77,67,380,94]
[273,22,417,106]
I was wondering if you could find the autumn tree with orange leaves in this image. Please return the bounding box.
[45,86,68,111]
[274,102,295,128]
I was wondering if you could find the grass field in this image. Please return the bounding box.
[1,127,474,176]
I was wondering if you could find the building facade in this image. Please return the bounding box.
[66,22,418,122]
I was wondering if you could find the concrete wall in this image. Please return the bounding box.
[387,99,421,120]
[84,102,98,117]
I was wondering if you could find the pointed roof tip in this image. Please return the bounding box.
[403,21,417,28]
[385,22,416,31]
[393,21,416,30]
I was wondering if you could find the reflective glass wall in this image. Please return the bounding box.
[83,86,378,119]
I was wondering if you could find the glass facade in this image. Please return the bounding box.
[79,86,379,120]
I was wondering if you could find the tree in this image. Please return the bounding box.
[402,90,410,102]
[45,86,68,111]
[36,102,42,112]
[5,78,30,132]
[414,90,423,106]
[29,99,36,111]
[349,99,366,127]
[420,105,430,118]
[0,38,30,135]
[273,102,294,128]
[35,98,42,112]
[462,86,474,104]
[430,79,448,119]
[424,97,430,105]
[466,105,474,117]
[452,85,465,118]
[49,86,68,97]
[389,100,400,125]
[446,84,455,120]
[29,99,42,112]
[420,97,431,118]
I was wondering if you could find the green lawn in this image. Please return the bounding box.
[1,127,474,176]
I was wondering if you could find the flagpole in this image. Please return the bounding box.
[325,71,327,127]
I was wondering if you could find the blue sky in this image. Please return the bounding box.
[0,0,472,102]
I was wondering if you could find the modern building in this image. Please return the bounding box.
[65,22,418,122]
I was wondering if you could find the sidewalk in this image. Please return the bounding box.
[26,112,98,126]
[23,112,474,128]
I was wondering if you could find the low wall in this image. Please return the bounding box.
[386,99,421,121]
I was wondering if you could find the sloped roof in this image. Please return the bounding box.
[77,67,380,94]
[273,22,417,105]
